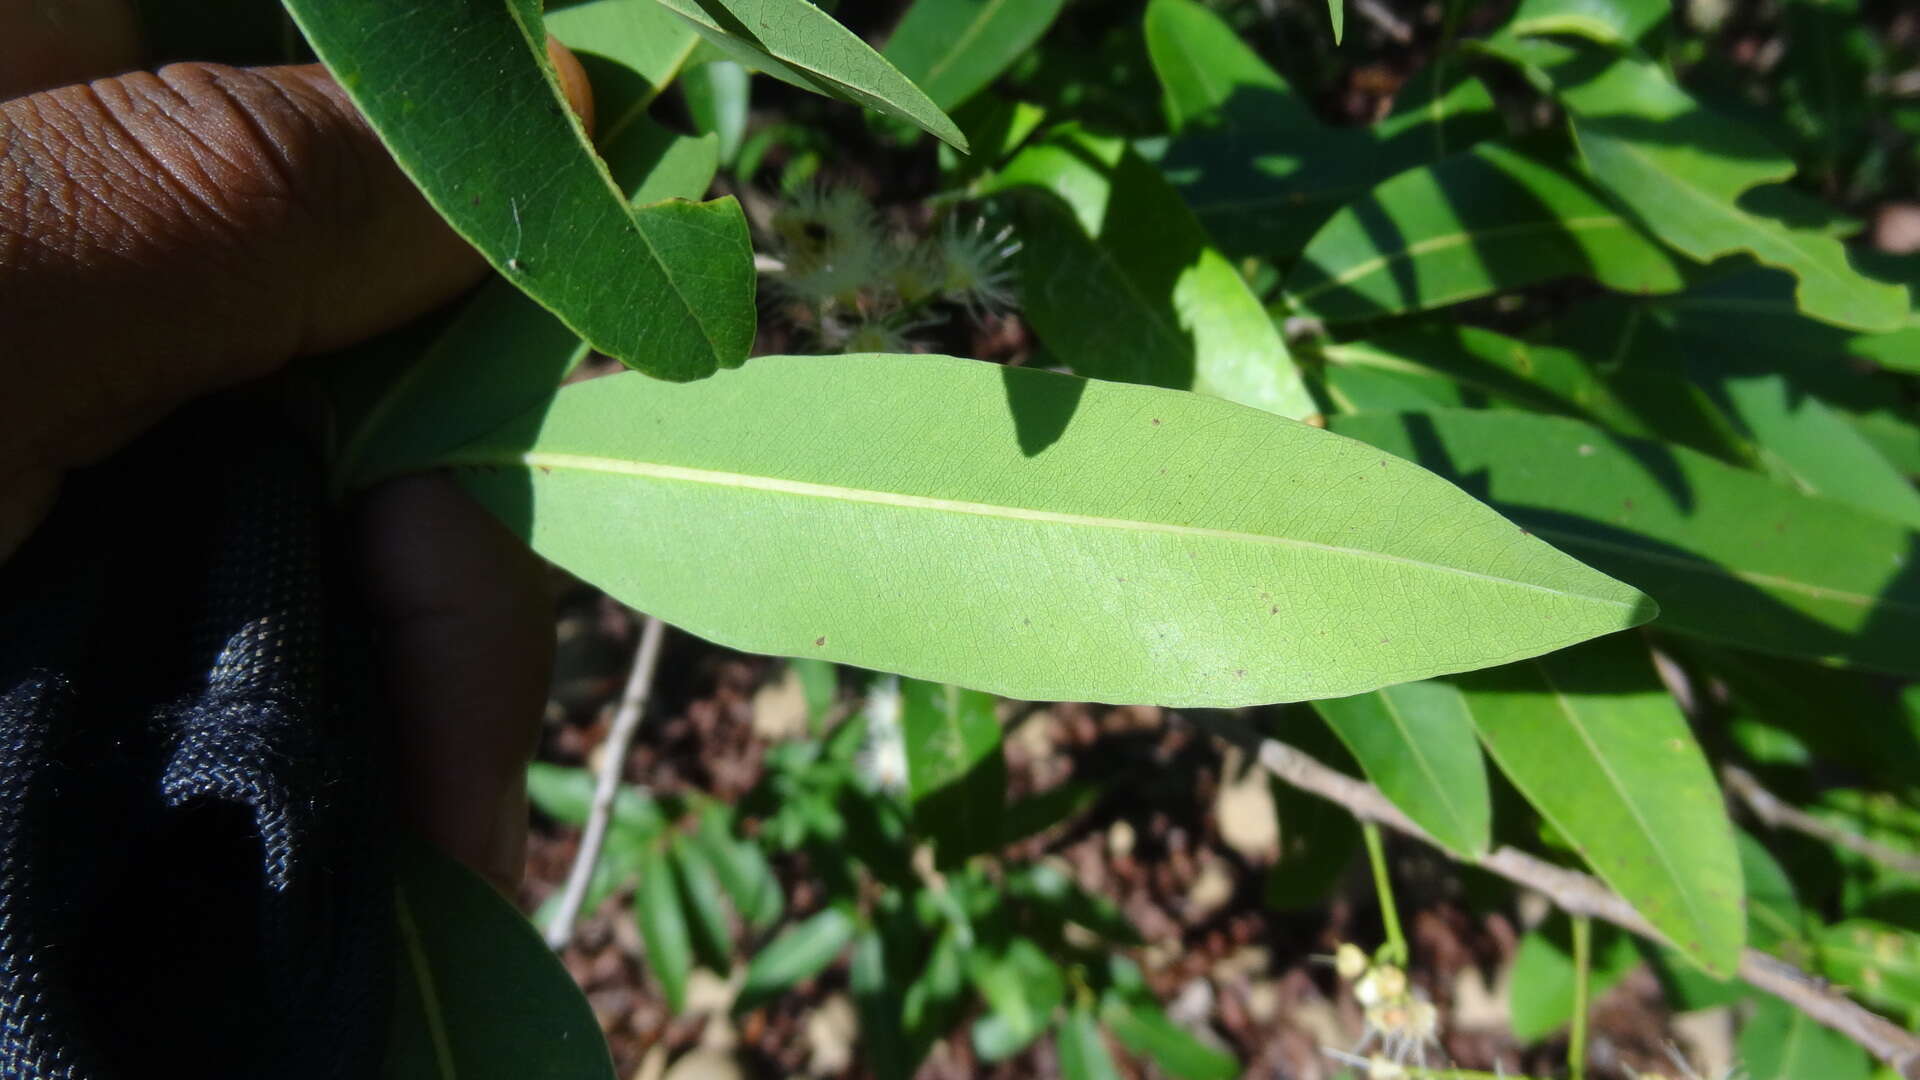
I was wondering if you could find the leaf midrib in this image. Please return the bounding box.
[1377,686,1478,853]
[1534,661,1716,956]
[920,0,1012,88]
[457,449,1641,610]
[396,885,458,1080]
[1292,215,1633,303]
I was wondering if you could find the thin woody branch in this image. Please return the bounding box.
[1254,737,1920,1078]
[543,614,668,950]
[1722,765,1920,878]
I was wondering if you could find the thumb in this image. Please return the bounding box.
[0,44,594,482]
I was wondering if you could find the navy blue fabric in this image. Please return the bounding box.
[0,412,392,1078]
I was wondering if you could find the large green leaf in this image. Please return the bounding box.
[1480,35,1908,331]
[283,0,755,380]
[1312,679,1491,858]
[1285,139,1686,322]
[1739,995,1873,1080]
[647,0,966,150]
[1331,409,1920,676]
[1144,0,1319,135]
[988,125,1315,419]
[1507,917,1643,1041]
[901,679,1006,869]
[1456,636,1744,975]
[388,840,614,1080]
[1155,59,1500,262]
[439,355,1651,706]
[882,0,1067,111]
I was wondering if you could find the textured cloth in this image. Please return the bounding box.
[0,411,392,1078]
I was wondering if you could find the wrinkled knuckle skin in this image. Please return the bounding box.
[0,62,388,474]
[3,63,374,329]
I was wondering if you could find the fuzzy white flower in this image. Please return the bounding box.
[932,216,1018,314]
[840,311,937,355]
[769,185,893,309]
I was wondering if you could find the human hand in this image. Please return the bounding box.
[0,3,591,893]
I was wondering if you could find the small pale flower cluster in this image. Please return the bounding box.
[855,675,909,796]
[1335,943,1439,1074]
[764,184,1018,352]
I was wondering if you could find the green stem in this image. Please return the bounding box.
[1569,915,1592,1080]
[1361,822,1408,967]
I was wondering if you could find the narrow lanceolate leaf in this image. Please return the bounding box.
[1504,0,1670,46]
[988,126,1316,420]
[670,837,736,973]
[883,0,1067,111]
[1057,1008,1124,1080]
[850,928,912,1080]
[388,839,614,1080]
[1481,35,1908,331]
[1286,139,1686,322]
[693,805,782,930]
[901,679,1006,869]
[1739,996,1873,1080]
[525,762,664,834]
[1456,636,1745,975]
[1818,921,1920,1016]
[1155,58,1501,261]
[1327,0,1345,44]
[440,354,1652,706]
[646,0,967,150]
[1316,324,1732,458]
[683,59,751,166]
[1312,679,1491,858]
[282,0,755,380]
[1145,0,1320,135]
[1702,367,1920,531]
[1333,409,1920,675]
[1507,918,1644,1040]
[635,845,694,1011]
[1100,993,1238,1080]
[969,939,1066,1048]
[545,0,700,113]
[736,906,856,1013]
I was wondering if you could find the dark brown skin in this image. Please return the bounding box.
[0,2,592,893]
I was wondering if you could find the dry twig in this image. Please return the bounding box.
[1255,737,1920,1078]
[543,615,668,950]
[1722,765,1920,877]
